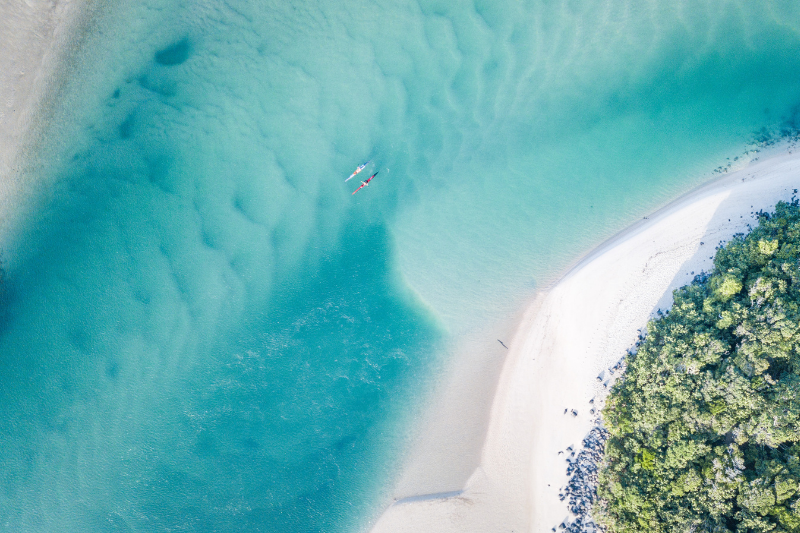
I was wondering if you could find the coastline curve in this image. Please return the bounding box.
[370,146,800,532]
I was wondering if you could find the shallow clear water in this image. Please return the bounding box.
[2,0,800,531]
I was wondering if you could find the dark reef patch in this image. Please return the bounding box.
[119,114,135,139]
[154,38,191,66]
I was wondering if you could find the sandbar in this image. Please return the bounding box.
[0,0,94,242]
[371,145,800,532]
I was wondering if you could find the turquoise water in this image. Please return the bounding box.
[2,0,800,531]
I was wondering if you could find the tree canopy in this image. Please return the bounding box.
[598,200,800,532]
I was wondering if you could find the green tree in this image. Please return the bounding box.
[598,201,800,532]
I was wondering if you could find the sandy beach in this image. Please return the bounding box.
[371,145,800,532]
[0,0,92,242]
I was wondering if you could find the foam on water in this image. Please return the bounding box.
[1,0,800,531]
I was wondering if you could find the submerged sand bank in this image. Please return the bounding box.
[371,146,800,532]
[0,0,94,240]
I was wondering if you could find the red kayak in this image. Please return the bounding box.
[352,171,379,195]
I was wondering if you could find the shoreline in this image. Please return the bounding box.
[0,0,97,245]
[4,5,800,530]
[370,145,800,532]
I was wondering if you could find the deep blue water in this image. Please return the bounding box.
[2,0,800,531]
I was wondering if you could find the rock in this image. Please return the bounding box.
[554,426,609,532]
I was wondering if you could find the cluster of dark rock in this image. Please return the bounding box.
[555,426,609,533]
[714,121,800,175]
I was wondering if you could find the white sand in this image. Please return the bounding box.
[371,146,800,532]
[0,0,93,239]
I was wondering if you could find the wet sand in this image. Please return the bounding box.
[0,0,94,241]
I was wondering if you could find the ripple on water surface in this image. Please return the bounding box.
[2,0,800,531]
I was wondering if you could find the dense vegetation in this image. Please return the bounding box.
[598,201,800,532]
